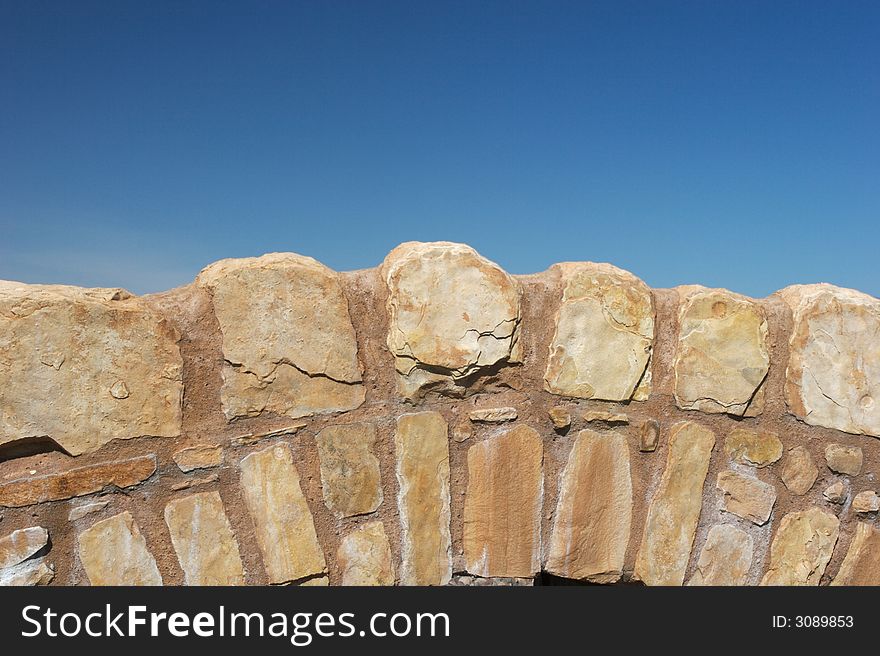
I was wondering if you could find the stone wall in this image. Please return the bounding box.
[2,241,880,586]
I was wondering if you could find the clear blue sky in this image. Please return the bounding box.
[1,1,878,297]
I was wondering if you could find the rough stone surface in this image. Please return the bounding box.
[448,575,534,586]
[782,285,880,437]
[634,422,715,586]
[0,526,48,569]
[382,242,521,397]
[337,521,395,586]
[68,501,110,521]
[724,428,783,468]
[0,281,183,455]
[0,455,157,507]
[781,446,819,496]
[548,407,571,430]
[582,410,629,424]
[240,444,326,584]
[315,422,382,518]
[468,407,518,423]
[463,425,543,578]
[394,412,452,585]
[197,253,364,420]
[544,262,654,402]
[717,470,777,525]
[673,287,769,416]
[852,491,880,513]
[173,445,223,472]
[687,524,754,586]
[545,430,632,583]
[164,491,245,586]
[832,522,880,585]
[824,443,863,476]
[760,507,839,585]
[823,481,847,504]
[77,511,162,585]
[0,559,54,586]
[639,419,660,452]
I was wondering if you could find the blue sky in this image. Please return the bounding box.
[1,1,878,297]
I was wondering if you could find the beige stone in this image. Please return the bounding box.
[544,262,654,402]
[394,412,452,585]
[634,422,715,585]
[639,419,660,452]
[337,521,395,586]
[164,491,245,586]
[548,407,571,430]
[240,444,326,584]
[687,524,754,586]
[673,288,769,416]
[780,446,818,496]
[299,576,329,587]
[545,430,632,583]
[463,425,543,578]
[315,423,382,518]
[170,474,219,491]
[824,443,863,476]
[173,445,223,472]
[832,522,880,585]
[781,284,880,437]
[77,511,162,585]
[760,507,839,585]
[724,428,783,468]
[68,501,110,521]
[716,470,777,525]
[823,481,846,504]
[468,407,518,423]
[0,281,182,455]
[582,410,629,424]
[197,253,364,421]
[382,242,521,397]
[0,526,48,569]
[852,491,880,513]
[0,559,54,586]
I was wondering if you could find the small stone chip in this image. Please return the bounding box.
[548,407,571,430]
[582,410,629,425]
[639,419,660,452]
[173,444,223,473]
[68,501,110,521]
[853,491,880,513]
[780,446,818,496]
[823,481,847,504]
[468,407,518,423]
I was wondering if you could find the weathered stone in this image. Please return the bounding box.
[0,455,157,507]
[382,242,521,397]
[173,444,223,473]
[170,474,219,491]
[546,430,632,583]
[240,444,326,584]
[463,425,543,578]
[673,288,769,416]
[582,410,629,425]
[687,524,754,586]
[468,407,518,423]
[197,253,364,421]
[724,428,783,468]
[781,284,880,437]
[299,576,328,587]
[832,522,880,585]
[824,443,863,476]
[232,422,307,446]
[448,575,534,586]
[0,281,183,455]
[548,407,571,430]
[337,521,395,586]
[315,423,382,518]
[852,491,880,513]
[77,511,162,585]
[823,481,847,504]
[760,507,839,585]
[0,526,48,569]
[544,262,654,402]
[0,559,54,586]
[780,446,818,496]
[164,491,245,586]
[634,422,715,586]
[68,501,110,521]
[716,470,777,525]
[639,419,660,452]
[394,411,452,585]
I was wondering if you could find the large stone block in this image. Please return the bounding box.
[315,423,383,518]
[832,522,880,585]
[77,512,162,586]
[687,524,753,586]
[337,521,395,586]
[760,507,839,586]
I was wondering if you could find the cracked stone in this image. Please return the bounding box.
[0,526,48,569]
[0,559,54,586]
[315,422,383,518]
[724,428,783,468]
[173,444,224,473]
[468,407,518,423]
[852,491,880,513]
[77,511,162,585]
[687,524,753,586]
[337,521,395,586]
[760,507,839,585]
[832,522,880,585]
[824,443,863,476]
[780,446,818,496]
[823,481,847,504]
[716,470,777,525]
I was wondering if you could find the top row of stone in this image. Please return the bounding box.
[1,242,878,455]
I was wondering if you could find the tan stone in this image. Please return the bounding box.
[545,430,632,583]
[68,501,110,521]
[716,470,777,525]
[673,288,769,416]
[315,423,382,518]
[781,284,880,437]
[544,262,654,401]
[394,412,452,585]
[582,410,629,425]
[164,491,245,586]
[299,576,329,587]
[240,444,326,584]
[0,526,48,569]
[548,407,571,430]
[832,522,880,585]
[634,421,715,586]
[760,507,839,585]
[639,419,660,452]
[170,474,218,491]
[0,455,157,507]
[780,446,818,496]
[687,524,754,586]
[382,242,521,397]
[0,559,54,586]
[852,491,880,513]
[463,425,543,578]
[173,445,224,473]
[823,481,847,504]
[824,443,863,476]
[337,521,395,586]
[0,281,182,455]
[724,428,783,468]
[77,511,162,585]
[468,407,518,423]
[197,253,364,421]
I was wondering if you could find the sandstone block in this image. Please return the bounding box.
[760,507,839,585]
[468,407,518,423]
[824,443,863,476]
[315,423,383,518]
[852,491,880,513]
[548,407,571,430]
[173,445,224,472]
[823,481,847,504]
[77,512,162,585]
[0,559,54,586]
[832,522,880,585]
[780,446,818,496]
[0,526,48,569]
[687,524,753,586]
[716,470,777,525]
[724,428,783,468]
[337,521,395,586]
[582,410,629,424]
